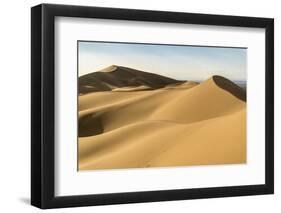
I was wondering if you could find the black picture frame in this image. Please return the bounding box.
[31,3,274,209]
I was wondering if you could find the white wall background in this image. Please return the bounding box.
[0,0,279,212]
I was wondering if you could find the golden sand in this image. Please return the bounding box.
[78,67,246,170]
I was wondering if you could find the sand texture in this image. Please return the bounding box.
[78,66,246,170]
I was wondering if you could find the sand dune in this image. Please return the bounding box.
[112,85,152,92]
[79,65,185,94]
[78,67,246,170]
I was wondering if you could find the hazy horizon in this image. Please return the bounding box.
[78,41,247,82]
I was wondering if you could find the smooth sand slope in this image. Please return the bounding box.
[78,66,246,170]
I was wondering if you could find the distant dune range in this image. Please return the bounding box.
[78,65,246,170]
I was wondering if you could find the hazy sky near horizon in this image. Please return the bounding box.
[78,41,247,81]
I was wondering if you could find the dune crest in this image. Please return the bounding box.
[98,65,118,73]
[78,66,247,170]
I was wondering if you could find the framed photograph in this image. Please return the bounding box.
[31,3,274,209]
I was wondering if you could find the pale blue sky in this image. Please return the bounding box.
[78,41,247,81]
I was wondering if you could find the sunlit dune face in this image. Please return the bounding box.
[78,65,246,171]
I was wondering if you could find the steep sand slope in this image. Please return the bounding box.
[78,76,246,170]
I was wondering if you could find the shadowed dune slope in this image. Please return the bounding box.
[213,75,246,101]
[78,70,246,170]
[79,65,185,94]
